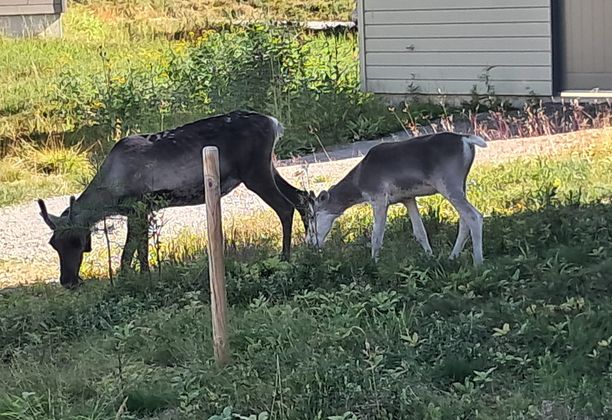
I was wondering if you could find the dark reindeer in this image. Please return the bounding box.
[38,111,310,288]
[306,132,487,265]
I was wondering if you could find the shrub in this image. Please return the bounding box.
[49,25,396,158]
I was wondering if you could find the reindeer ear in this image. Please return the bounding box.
[38,199,57,230]
[318,190,330,203]
[68,196,76,222]
[83,232,92,253]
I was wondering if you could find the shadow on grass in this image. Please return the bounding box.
[1,201,610,349]
[0,202,611,418]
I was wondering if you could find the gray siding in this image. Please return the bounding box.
[359,0,553,96]
[0,0,64,16]
[561,0,612,90]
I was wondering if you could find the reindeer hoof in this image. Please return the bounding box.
[63,279,83,290]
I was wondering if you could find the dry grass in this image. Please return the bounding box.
[0,259,54,287]
[0,140,94,207]
[78,0,355,26]
[12,139,94,178]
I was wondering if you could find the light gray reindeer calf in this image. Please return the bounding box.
[305,132,487,265]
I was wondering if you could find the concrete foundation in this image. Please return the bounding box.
[0,13,62,37]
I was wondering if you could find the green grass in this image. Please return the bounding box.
[0,141,93,206]
[0,4,397,163]
[0,1,361,142]
[0,8,188,143]
[0,4,403,207]
[1,133,611,419]
[0,172,77,208]
[2,7,612,415]
[5,2,610,212]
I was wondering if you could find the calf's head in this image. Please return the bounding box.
[38,196,91,288]
[305,190,339,248]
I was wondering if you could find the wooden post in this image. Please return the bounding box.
[202,146,230,366]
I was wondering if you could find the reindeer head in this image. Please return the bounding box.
[38,196,91,288]
[305,190,337,249]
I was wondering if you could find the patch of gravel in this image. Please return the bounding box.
[0,183,273,284]
[0,128,607,286]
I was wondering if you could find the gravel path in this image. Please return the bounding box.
[0,128,606,287]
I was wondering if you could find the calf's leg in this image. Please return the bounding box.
[449,219,470,260]
[403,198,433,256]
[371,199,389,262]
[438,186,484,265]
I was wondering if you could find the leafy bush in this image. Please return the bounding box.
[50,26,396,157]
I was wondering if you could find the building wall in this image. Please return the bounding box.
[358,0,553,97]
[560,0,612,91]
[0,0,64,37]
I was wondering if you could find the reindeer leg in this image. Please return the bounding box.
[273,168,309,232]
[449,179,471,261]
[438,186,484,266]
[403,198,433,256]
[371,199,389,262]
[243,173,295,260]
[449,219,470,260]
[120,215,139,272]
[136,212,150,272]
